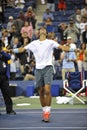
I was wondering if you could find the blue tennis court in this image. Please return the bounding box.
[0,109,87,130]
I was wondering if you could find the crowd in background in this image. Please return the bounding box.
[0,0,87,81]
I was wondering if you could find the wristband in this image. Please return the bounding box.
[13,48,19,53]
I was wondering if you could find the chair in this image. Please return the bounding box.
[84,71,87,80]
[84,71,87,96]
[63,72,87,104]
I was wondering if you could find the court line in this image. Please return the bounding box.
[1,110,87,114]
[11,111,87,114]
[0,127,87,130]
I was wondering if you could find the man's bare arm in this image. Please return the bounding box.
[18,47,26,53]
[11,47,26,53]
[58,45,70,52]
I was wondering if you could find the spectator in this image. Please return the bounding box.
[7,16,14,33]
[82,24,87,45]
[85,0,87,4]
[10,37,22,63]
[20,31,30,45]
[9,24,19,46]
[76,43,87,72]
[10,37,22,76]
[26,6,36,18]
[81,4,87,18]
[52,36,62,80]
[25,6,37,29]
[19,37,31,74]
[75,9,82,23]
[44,17,54,33]
[70,9,82,29]
[21,21,33,40]
[57,0,67,15]
[79,17,87,34]
[79,16,87,43]
[58,22,67,45]
[24,60,35,80]
[15,0,25,9]
[10,53,16,80]
[63,18,80,45]
[13,16,24,37]
[11,37,21,49]
[42,8,54,22]
[47,0,55,12]
[18,10,26,22]
[2,29,10,48]
[32,29,40,40]
[23,37,30,47]
[60,36,77,80]
[1,36,8,51]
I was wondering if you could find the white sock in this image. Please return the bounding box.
[45,106,51,113]
[42,106,47,112]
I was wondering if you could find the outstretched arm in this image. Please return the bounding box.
[58,45,70,52]
[11,47,26,53]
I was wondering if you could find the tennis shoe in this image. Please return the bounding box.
[42,112,50,122]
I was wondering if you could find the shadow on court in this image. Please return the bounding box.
[0,109,87,130]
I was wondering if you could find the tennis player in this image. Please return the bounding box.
[12,26,73,122]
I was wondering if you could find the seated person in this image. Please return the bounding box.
[24,60,35,80]
[57,0,66,15]
[60,37,77,80]
[25,6,37,29]
[25,6,36,18]
[81,4,87,18]
[45,17,54,33]
[42,8,54,22]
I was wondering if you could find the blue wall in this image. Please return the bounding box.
[9,80,63,96]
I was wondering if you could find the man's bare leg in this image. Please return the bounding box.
[38,85,52,122]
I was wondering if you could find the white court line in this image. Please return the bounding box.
[0,127,87,130]
[13,111,87,114]
[1,110,87,114]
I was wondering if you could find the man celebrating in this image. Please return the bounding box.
[12,26,73,122]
